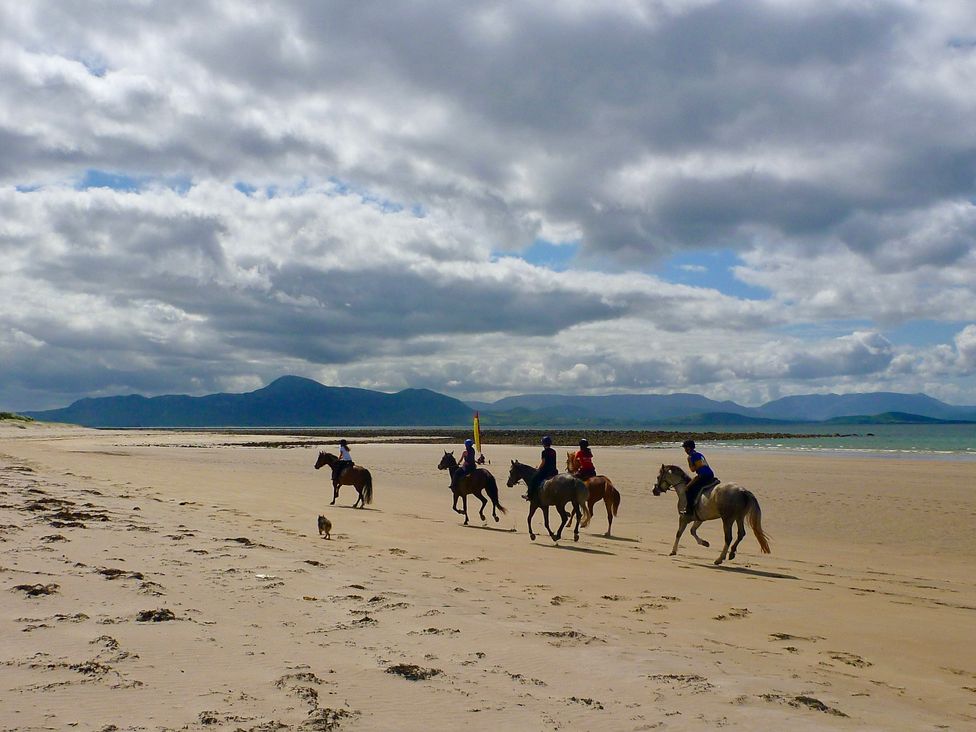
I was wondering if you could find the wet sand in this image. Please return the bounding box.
[1,423,974,730]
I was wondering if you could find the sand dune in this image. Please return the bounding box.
[1,424,974,730]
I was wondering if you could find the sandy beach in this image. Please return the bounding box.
[2,423,974,731]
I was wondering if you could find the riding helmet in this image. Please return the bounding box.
[579,438,589,448]
[682,439,695,449]
[464,438,473,447]
[339,439,348,446]
[541,435,552,445]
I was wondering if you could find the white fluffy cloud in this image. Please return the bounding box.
[1,1,976,409]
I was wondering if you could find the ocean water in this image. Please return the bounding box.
[648,422,976,459]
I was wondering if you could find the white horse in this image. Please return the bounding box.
[652,464,771,565]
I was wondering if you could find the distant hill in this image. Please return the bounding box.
[822,411,976,425]
[474,391,976,425]
[656,412,795,427]
[482,393,749,422]
[24,376,473,428]
[22,378,976,428]
[752,392,976,421]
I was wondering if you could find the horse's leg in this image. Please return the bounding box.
[715,517,734,565]
[553,504,569,541]
[689,521,710,547]
[462,494,470,525]
[476,489,487,523]
[670,515,691,555]
[572,501,581,542]
[527,504,538,541]
[729,515,747,561]
[543,506,558,542]
[331,481,339,506]
[603,491,614,537]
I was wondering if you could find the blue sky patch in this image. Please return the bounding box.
[659,249,771,300]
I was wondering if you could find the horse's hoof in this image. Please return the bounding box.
[464,519,469,525]
[702,541,710,547]
[494,515,499,522]
[669,550,677,556]
[714,558,724,565]
[530,534,536,541]
[604,532,611,538]
[574,534,579,542]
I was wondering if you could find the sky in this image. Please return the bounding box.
[2,0,976,411]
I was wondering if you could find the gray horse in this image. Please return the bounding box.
[506,460,591,542]
[652,464,771,565]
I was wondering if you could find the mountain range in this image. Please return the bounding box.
[21,375,976,428]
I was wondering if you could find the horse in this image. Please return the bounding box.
[566,452,621,537]
[436,451,506,525]
[506,460,591,543]
[652,464,771,565]
[313,451,374,509]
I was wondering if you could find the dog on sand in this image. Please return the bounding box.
[317,515,332,539]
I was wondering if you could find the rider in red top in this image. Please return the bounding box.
[573,438,596,480]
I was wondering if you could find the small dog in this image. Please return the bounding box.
[317,515,332,539]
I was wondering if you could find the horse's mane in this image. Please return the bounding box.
[664,464,692,481]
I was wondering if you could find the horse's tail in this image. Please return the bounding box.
[745,491,770,553]
[363,469,374,505]
[485,472,506,514]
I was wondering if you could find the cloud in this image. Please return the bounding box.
[1,1,976,408]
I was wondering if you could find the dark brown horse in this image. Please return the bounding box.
[652,464,770,565]
[506,460,590,543]
[436,452,506,525]
[566,451,621,537]
[314,451,374,508]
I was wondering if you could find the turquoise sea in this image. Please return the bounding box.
[646,422,976,459]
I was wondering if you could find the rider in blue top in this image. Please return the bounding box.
[449,438,477,493]
[682,439,715,517]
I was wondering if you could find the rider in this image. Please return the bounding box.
[524,435,558,501]
[331,439,353,485]
[682,439,716,518]
[449,438,478,492]
[572,438,597,480]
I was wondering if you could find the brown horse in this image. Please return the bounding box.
[314,451,374,508]
[566,452,621,537]
[652,464,770,565]
[506,460,590,543]
[436,452,506,525]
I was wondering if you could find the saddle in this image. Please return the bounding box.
[688,478,720,519]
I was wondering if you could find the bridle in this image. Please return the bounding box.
[652,466,683,495]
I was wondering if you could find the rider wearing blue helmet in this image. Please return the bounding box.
[524,435,558,501]
[449,437,478,493]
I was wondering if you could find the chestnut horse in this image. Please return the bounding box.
[314,451,374,508]
[436,451,506,525]
[506,460,590,543]
[652,464,770,565]
[566,452,621,537]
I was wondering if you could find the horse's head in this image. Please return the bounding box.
[437,451,456,471]
[565,451,578,472]
[506,459,525,487]
[652,464,687,495]
[314,451,331,470]
[652,464,673,495]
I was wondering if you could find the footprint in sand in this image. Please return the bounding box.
[823,650,872,668]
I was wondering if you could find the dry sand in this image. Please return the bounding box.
[1,423,974,731]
